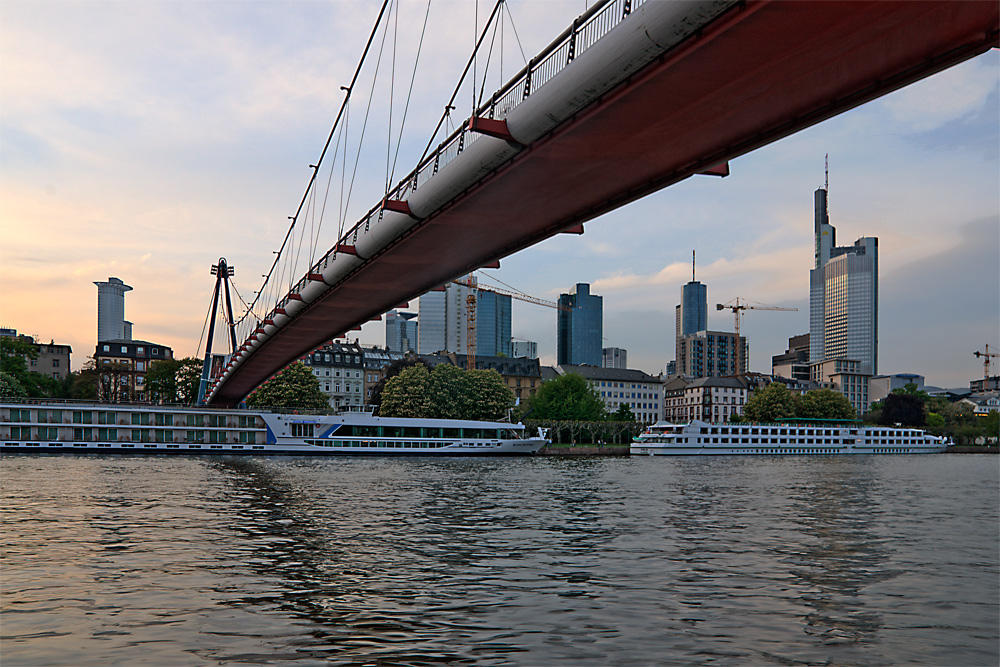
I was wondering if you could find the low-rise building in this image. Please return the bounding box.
[869,373,925,404]
[556,364,663,423]
[771,333,810,382]
[810,358,871,414]
[971,376,1000,393]
[681,376,747,423]
[360,346,405,404]
[423,353,542,403]
[304,342,365,410]
[4,330,72,381]
[662,376,690,423]
[94,339,174,402]
[960,394,1000,417]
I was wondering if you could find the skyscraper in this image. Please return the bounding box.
[557,283,603,366]
[94,277,132,343]
[417,282,473,354]
[385,310,418,353]
[476,291,512,357]
[808,178,878,375]
[675,251,707,364]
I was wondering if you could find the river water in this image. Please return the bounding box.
[1,454,997,666]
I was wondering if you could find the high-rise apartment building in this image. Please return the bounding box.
[557,283,603,366]
[385,310,418,354]
[808,182,878,375]
[676,330,747,378]
[94,277,133,343]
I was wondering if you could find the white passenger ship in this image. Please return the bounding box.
[631,420,949,456]
[1,400,547,456]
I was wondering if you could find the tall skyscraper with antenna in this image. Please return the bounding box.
[809,157,879,376]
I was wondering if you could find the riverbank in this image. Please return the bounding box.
[538,445,630,456]
[946,445,999,454]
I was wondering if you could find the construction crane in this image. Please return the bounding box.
[453,274,570,370]
[973,344,998,388]
[716,297,798,374]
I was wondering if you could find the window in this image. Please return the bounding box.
[137,347,144,354]
[152,348,159,355]
[52,359,60,368]
[103,345,110,352]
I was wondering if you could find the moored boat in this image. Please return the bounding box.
[631,419,948,456]
[1,399,547,456]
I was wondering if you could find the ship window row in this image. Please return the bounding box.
[2,409,261,429]
[329,425,503,439]
[3,427,261,444]
[303,440,469,449]
[7,442,267,451]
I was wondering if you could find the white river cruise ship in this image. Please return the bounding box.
[1,400,547,456]
[631,420,949,456]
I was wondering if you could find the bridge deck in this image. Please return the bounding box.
[211,0,998,405]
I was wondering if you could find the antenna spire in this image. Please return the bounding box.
[692,250,696,282]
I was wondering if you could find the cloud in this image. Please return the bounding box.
[880,54,998,132]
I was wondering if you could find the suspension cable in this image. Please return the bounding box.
[388,0,433,188]
[417,0,504,166]
[235,0,391,327]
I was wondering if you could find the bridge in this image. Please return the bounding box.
[206,0,998,406]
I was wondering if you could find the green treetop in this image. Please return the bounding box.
[524,373,607,421]
[246,362,330,412]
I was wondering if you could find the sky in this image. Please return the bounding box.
[1,1,998,390]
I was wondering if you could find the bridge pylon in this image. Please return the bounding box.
[197,258,238,405]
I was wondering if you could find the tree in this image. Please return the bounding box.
[369,357,432,413]
[879,392,926,427]
[380,364,515,421]
[145,358,182,403]
[797,388,857,420]
[380,365,430,418]
[176,358,203,403]
[464,369,515,421]
[246,362,330,411]
[524,373,606,421]
[0,371,27,398]
[98,360,135,403]
[612,403,635,421]
[743,382,797,422]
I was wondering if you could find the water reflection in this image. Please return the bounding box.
[783,467,890,646]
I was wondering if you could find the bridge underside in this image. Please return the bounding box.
[212,0,998,405]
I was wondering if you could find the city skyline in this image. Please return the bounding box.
[1,1,997,389]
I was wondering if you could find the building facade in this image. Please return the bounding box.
[385,310,418,354]
[771,333,810,381]
[423,353,542,403]
[676,330,747,378]
[476,291,512,358]
[602,347,627,369]
[512,340,538,359]
[417,282,474,354]
[304,342,366,410]
[869,373,924,405]
[360,346,405,405]
[680,377,747,424]
[3,330,72,381]
[95,277,133,343]
[557,364,662,423]
[557,283,603,366]
[94,340,174,402]
[809,186,878,375]
[810,358,871,414]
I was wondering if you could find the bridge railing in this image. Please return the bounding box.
[254,1,644,343]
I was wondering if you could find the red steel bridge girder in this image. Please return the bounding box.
[211,0,998,405]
